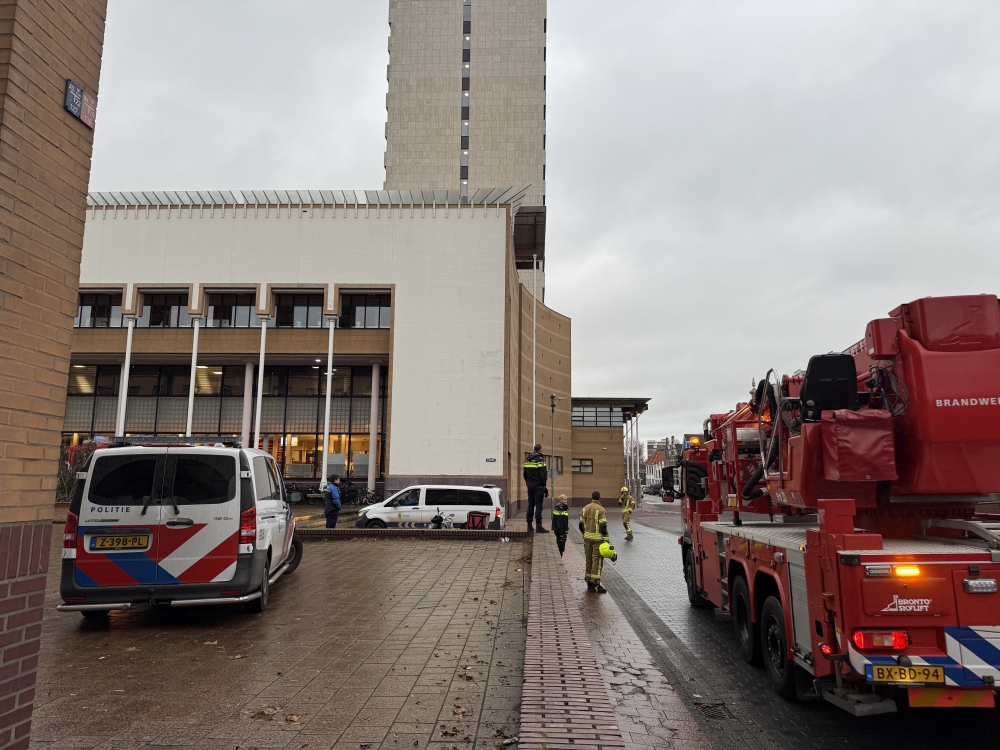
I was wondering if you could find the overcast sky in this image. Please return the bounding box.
[91,1,1000,449]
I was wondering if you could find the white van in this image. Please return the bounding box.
[356,485,505,529]
[59,441,302,618]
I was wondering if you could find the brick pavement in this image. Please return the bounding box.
[518,534,625,750]
[30,530,528,750]
[559,537,711,750]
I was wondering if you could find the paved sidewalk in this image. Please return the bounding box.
[31,532,529,750]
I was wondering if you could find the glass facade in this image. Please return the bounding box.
[136,293,192,328]
[61,364,388,482]
[207,293,259,328]
[271,294,325,328]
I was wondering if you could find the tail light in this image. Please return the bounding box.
[239,507,256,545]
[495,507,501,519]
[852,630,908,650]
[63,511,79,549]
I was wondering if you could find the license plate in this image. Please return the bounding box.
[89,534,149,551]
[872,665,945,684]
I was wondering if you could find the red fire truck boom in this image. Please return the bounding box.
[677,294,1000,715]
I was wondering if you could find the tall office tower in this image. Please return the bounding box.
[384,0,547,294]
[384,0,546,206]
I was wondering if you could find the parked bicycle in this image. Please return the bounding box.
[285,483,315,505]
[358,487,383,505]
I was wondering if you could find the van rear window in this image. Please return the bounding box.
[88,455,160,505]
[169,456,237,504]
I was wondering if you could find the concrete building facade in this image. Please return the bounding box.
[384,0,546,207]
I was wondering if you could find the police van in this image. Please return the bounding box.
[356,485,505,529]
[58,438,303,618]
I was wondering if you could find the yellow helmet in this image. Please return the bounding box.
[621,486,628,493]
[599,542,617,561]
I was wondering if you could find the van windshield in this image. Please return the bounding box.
[88,455,160,505]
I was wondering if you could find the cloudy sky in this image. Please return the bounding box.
[91,1,1000,447]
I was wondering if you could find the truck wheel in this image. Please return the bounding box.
[761,596,796,700]
[284,535,303,575]
[731,575,761,665]
[684,549,711,608]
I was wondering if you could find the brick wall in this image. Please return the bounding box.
[0,1,107,748]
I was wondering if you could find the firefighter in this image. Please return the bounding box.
[523,444,549,533]
[551,494,570,556]
[618,486,635,540]
[579,491,609,593]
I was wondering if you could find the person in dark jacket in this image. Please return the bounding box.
[551,494,569,556]
[523,444,549,533]
[323,475,342,528]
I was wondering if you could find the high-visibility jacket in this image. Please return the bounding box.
[619,493,635,513]
[551,502,569,537]
[523,451,547,486]
[579,501,609,541]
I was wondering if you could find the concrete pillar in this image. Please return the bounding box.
[320,317,337,484]
[253,319,269,448]
[184,317,201,436]
[240,361,254,448]
[0,4,108,745]
[368,361,380,489]
[115,317,135,436]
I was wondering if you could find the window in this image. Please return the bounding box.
[342,294,391,329]
[458,489,493,506]
[274,294,324,328]
[207,293,257,328]
[426,488,459,507]
[137,294,191,328]
[75,293,123,328]
[169,456,236,505]
[88,455,161,505]
[393,488,420,507]
[572,406,624,427]
[572,459,594,474]
[253,456,279,501]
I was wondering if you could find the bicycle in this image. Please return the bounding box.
[358,487,383,505]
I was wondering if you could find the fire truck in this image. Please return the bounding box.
[673,294,1000,715]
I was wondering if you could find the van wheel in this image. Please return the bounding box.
[761,596,797,700]
[284,535,303,575]
[367,519,386,529]
[731,575,761,665]
[246,556,269,613]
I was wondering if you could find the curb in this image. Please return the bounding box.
[298,527,529,540]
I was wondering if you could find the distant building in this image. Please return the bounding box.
[384,0,547,299]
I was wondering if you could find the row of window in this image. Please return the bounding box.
[572,406,625,428]
[74,292,391,330]
[460,0,472,197]
[68,364,386,398]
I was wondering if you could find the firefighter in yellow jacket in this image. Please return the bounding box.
[619,486,635,540]
[580,491,609,593]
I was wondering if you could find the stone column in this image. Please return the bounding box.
[320,317,338,484]
[184,316,201,436]
[0,3,108,746]
[368,361,380,489]
[253,318,269,448]
[240,361,254,448]
[114,317,135,435]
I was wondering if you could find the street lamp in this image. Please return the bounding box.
[549,393,562,500]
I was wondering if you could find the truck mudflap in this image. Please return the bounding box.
[848,627,1000,688]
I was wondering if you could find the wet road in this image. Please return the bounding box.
[591,496,1000,750]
